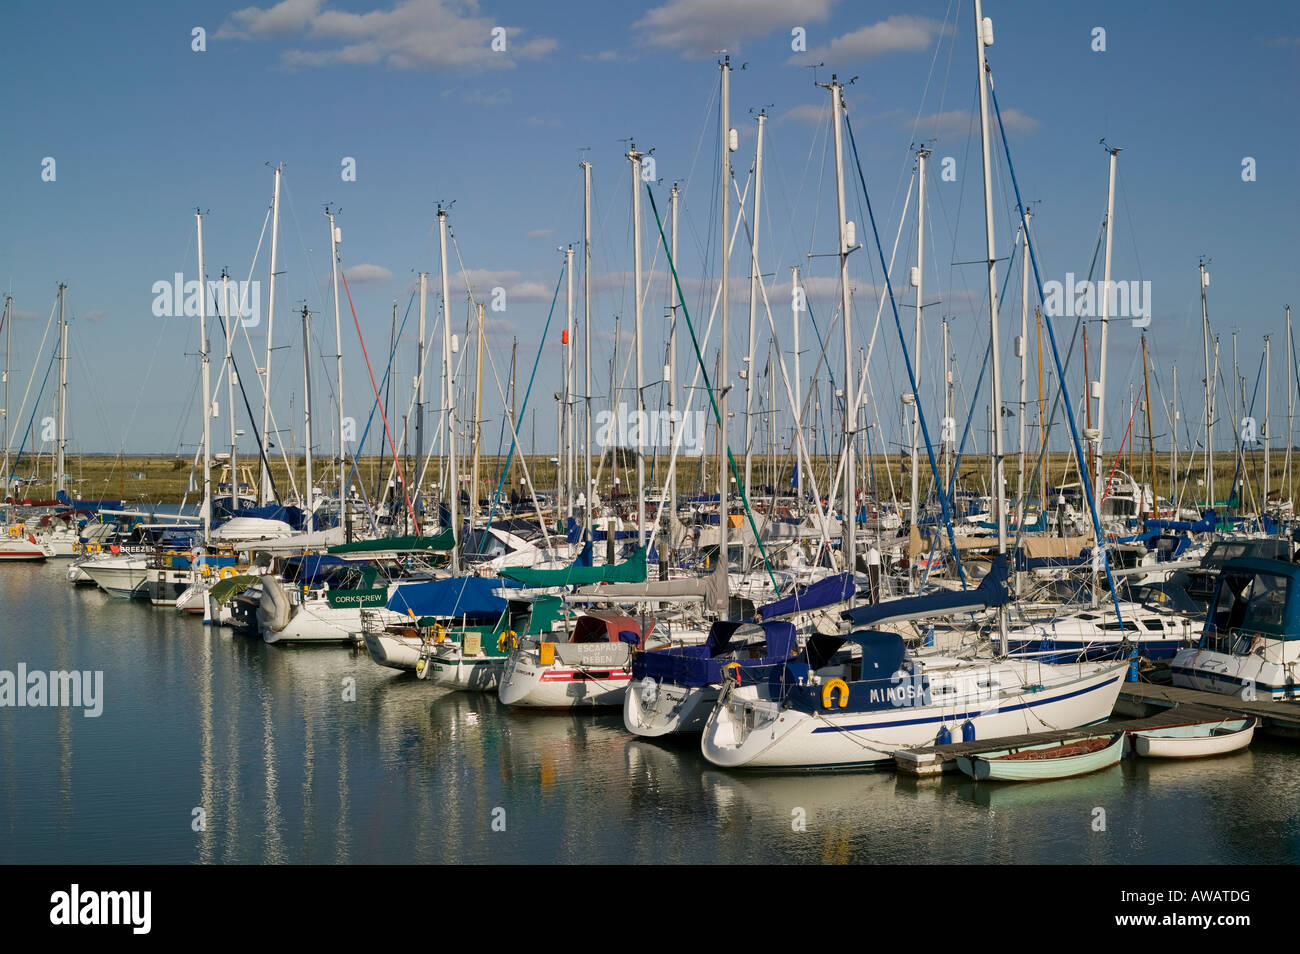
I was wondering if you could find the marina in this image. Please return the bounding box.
[1,0,1297,893]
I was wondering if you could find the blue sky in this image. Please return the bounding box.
[2,0,1297,473]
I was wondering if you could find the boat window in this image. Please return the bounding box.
[1242,572,1288,633]
[1209,572,1252,636]
[1099,622,1131,632]
[1142,619,1167,629]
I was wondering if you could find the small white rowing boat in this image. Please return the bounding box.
[957,732,1125,782]
[1128,717,1256,759]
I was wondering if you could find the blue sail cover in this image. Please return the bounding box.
[631,620,799,688]
[1145,510,1216,534]
[386,576,521,620]
[841,554,1010,626]
[759,573,855,620]
[55,490,122,513]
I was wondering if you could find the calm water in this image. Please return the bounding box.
[2,560,1299,864]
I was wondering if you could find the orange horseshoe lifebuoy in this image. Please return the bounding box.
[822,678,849,709]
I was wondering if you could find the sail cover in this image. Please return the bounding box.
[500,546,647,587]
[759,573,855,620]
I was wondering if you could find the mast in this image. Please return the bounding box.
[943,316,953,487]
[974,0,1008,651]
[1200,260,1212,509]
[910,146,929,575]
[221,269,237,507]
[326,208,345,517]
[744,110,767,540]
[582,160,594,538]
[668,184,681,537]
[1141,332,1156,517]
[1265,335,1271,516]
[628,144,646,549]
[1,294,10,486]
[260,164,281,505]
[1284,310,1294,512]
[792,265,803,516]
[471,302,485,521]
[825,73,855,575]
[438,206,458,569]
[719,55,732,569]
[416,271,427,519]
[301,304,314,516]
[1017,211,1032,518]
[196,212,211,541]
[1171,363,1178,509]
[565,245,575,519]
[55,282,68,498]
[1094,145,1120,525]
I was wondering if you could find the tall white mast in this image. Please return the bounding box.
[1017,211,1032,518]
[565,244,575,519]
[1265,334,1271,515]
[196,211,212,540]
[55,282,67,498]
[301,304,314,516]
[1,294,11,487]
[260,164,281,505]
[909,146,929,578]
[221,269,237,505]
[582,161,594,538]
[438,205,458,568]
[1200,260,1212,509]
[791,265,802,516]
[974,0,1007,651]
[327,208,345,515]
[668,184,681,536]
[1284,306,1294,509]
[719,56,732,568]
[416,270,427,519]
[825,74,855,573]
[628,145,647,549]
[744,110,767,536]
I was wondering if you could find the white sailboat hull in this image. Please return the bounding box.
[700,662,1129,770]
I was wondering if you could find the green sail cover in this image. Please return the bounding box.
[328,530,455,554]
[499,547,647,587]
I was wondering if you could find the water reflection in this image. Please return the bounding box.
[2,562,1299,864]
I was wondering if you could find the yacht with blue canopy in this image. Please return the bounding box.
[1172,556,1300,700]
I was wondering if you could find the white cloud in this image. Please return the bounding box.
[525,229,556,240]
[635,0,838,58]
[218,0,325,39]
[913,106,1037,139]
[218,0,557,71]
[343,263,393,284]
[791,15,946,65]
[776,103,825,125]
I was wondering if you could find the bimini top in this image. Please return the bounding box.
[1208,557,1300,640]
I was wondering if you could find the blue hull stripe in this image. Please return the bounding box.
[809,672,1119,733]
